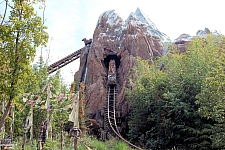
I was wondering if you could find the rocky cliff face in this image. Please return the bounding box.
[174,28,212,53]
[75,8,165,121]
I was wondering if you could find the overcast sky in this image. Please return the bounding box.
[5,0,225,85]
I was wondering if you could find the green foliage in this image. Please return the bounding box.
[0,0,48,129]
[89,138,107,150]
[127,34,225,149]
[42,139,58,150]
[0,0,48,100]
[0,0,73,147]
[114,141,130,150]
[0,0,71,140]
[195,34,225,148]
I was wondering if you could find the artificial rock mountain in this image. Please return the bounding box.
[74,8,213,125]
[75,8,164,123]
[174,27,212,53]
[75,8,218,135]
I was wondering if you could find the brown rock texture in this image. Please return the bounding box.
[75,9,164,121]
[174,28,211,53]
[174,34,192,53]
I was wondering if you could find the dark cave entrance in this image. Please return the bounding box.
[104,55,121,69]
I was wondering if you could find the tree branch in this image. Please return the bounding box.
[6,1,13,9]
[42,3,46,25]
[1,0,8,25]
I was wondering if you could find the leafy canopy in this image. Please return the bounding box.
[126,34,225,149]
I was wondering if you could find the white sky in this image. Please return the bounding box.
[2,0,225,85]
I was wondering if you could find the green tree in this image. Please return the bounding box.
[13,55,71,141]
[127,35,224,149]
[0,0,48,130]
[196,35,225,148]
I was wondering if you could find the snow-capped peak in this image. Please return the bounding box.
[97,10,123,27]
[125,7,169,41]
[134,7,158,31]
[125,12,139,24]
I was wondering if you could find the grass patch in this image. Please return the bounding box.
[11,135,134,150]
[114,141,131,150]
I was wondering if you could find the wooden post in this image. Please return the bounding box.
[38,120,47,150]
[22,131,26,150]
[22,118,29,150]
[60,122,64,150]
[38,129,43,150]
[30,104,33,144]
[38,141,42,150]
[74,130,78,150]
[69,127,81,150]
[49,112,53,140]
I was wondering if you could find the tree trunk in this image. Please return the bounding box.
[0,102,12,131]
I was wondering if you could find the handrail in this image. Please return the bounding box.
[47,49,82,74]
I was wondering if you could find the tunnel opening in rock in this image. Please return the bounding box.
[104,55,121,69]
